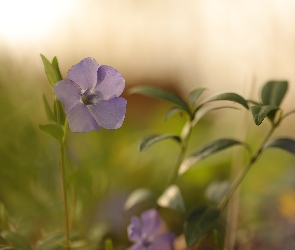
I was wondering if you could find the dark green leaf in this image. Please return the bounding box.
[140,134,181,152]
[205,181,230,205]
[129,86,189,112]
[261,80,288,106]
[0,232,31,250]
[250,105,278,125]
[200,92,249,109]
[42,95,56,122]
[39,124,64,143]
[179,139,250,175]
[185,205,220,247]
[164,107,185,121]
[51,57,63,81]
[0,245,20,250]
[35,232,78,250]
[263,138,295,155]
[104,239,113,250]
[40,54,60,87]
[188,88,207,106]
[157,185,186,213]
[124,188,156,211]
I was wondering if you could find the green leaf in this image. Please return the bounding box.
[0,245,20,250]
[140,134,181,152]
[188,88,207,106]
[263,137,295,155]
[184,205,220,247]
[179,139,250,175]
[205,181,230,205]
[40,54,60,87]
[0,232,31,250]
[0,203,9,231]
[261,80,288,106]
[35,232,78,250]
[200,92,249,109]
[42,95,56,122]
[157,185,186,213]
[192,106,239,126]
[54,100,66,126]
[104,239,113,250]
[250,105,278,125]
[164,107,185,121]
[124,188,156,211]
[129,86,190,112]
[51,57,63,81]
[39,124,64,143]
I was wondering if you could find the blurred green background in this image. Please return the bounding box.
[1,1,295,249]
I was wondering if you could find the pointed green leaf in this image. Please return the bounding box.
[184,205,220,247]
[53,100,66,126]
[261,80,288,106]
[250,105,278,125]
[104,239,113,250]
[188,88,207,106]
[205,181,230,205]
[164,107,185,121]
[42,95,56,122]
[40,54,59,87]
[124,188,156,211]
[35,232,78,250]
[157,185,186,213]
[0,232,31,250]
[192,106,239,126]
[201,92,249,109]
[263,137,295,155]
[129,86,190,112]
[0,245,20,250]
[39,124,64,143]
[179,139,250,175]
[140,134,181,152]
[51,57,62,81]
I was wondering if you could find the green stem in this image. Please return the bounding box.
[218,125,276,210]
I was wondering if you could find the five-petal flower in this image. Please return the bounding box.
[54,57,127,132]
[127,209,175,250]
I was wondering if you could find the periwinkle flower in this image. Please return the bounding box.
[127,209,175,250]
[54,57,127,132]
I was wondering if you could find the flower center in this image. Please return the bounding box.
[81,90,97,105]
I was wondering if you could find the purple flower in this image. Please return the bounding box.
[127,209,175,250]
[54,57,127,132]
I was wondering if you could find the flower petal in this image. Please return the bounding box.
[88,97,127,129]
[127,216,142,242]
[67,57,99,91]
[152,232,175,250]
[67,102,100,132]
[93,65,125,100]
[141,209,162,238]
[54,79,81,113]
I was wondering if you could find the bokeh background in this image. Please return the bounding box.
[1,0,295,249]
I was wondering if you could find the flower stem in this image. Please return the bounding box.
[217,124,276,210]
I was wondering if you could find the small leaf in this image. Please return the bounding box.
[184,205,220,247]
[129,86,190,112]
[40,54,59,87]
[164,107,185,121]
[205,181,230,205]
[51,57,62,81]
[192,106,239,126]
[104,239,113,250]
[179,139,250,175]
[250,105,278,125]
[200,92,249,109]
[0,232,31,250]
[35,232,78,250]
[261,80,288,106]
[157,185,186,213]
[188,88,207,106]
[263,137,295,155]
[124,188,156,211]
[140,134,181,152]
[42,95,56,122]
[39,124,64,143]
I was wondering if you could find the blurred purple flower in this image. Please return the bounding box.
[54,57,127,132]
[127,209,175,250]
